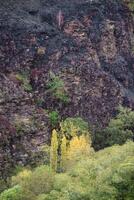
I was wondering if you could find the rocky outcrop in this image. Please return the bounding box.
[0,0,134,176]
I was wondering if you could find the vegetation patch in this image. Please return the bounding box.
[49,111,60,128]
[93,106,134,150]
[47,72,70,104]
[60,117,89,139]
[15,72,32,92]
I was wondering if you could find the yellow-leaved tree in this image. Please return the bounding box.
[67,135,93,168]
[60,135,67,172]
[50,129,58,172]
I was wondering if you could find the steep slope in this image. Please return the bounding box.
[0,0,134,177]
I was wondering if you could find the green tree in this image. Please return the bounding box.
[60,117,89,139]
[50,129,58,172]
[93,106,134,150]
[104,106,134,146]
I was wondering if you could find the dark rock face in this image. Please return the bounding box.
[0,0,134,176]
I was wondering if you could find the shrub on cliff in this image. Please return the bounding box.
[47,72,69,103]
[49,111,60,128]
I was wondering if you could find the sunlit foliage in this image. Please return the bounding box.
[50,129,58,172]
[11,169,32,187]
[67,135,92,162]
[60,117,89,139]
[1,141,134,200]
[60,135,67,172]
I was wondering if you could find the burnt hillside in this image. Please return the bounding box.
[0,0,134,177]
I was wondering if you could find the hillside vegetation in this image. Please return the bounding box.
[0,0,134,199]
[1,140,134,200]
[1,106,134,199]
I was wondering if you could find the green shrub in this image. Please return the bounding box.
[60,117,89,139]
[93,106,134,149]
[68,141,134,200]
[11,166,54,198]
[11,169,32,187]
[104,106,134,146]
[112,156,134,200]
[37,194,48,200]
[49,111,60,128]
[37,190,70,200]
[37,142,134,200]
[53,174,71,191]
[24,165,54,196]
[0,185,23,200]
[47,72,69,103]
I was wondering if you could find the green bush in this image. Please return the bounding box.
[49,111,60,128]
[93,106,134,149]
[47,72,69,103]
[1,141,134,200]
[37,142,134,200]
[67,141,134,200]
[24,165,54,196]
[11,169,32,187]
[112,156,134,200]
[104,106,134,146]
[60,117,89,139]
[0,185,23,200]
[11,166,54,199]
[37,194,48,200]
[37,190,70,200]
[53,174,72,191]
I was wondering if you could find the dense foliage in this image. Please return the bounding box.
[1,141,134,200]
[93,106,134,150]
[1,107,134,199]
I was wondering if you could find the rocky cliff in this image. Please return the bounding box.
[0,0,134,178]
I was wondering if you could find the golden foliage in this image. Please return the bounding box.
[67,135,92,162]
[60,135,67,172]
[50,129,58,172]
[11,169,32,186]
